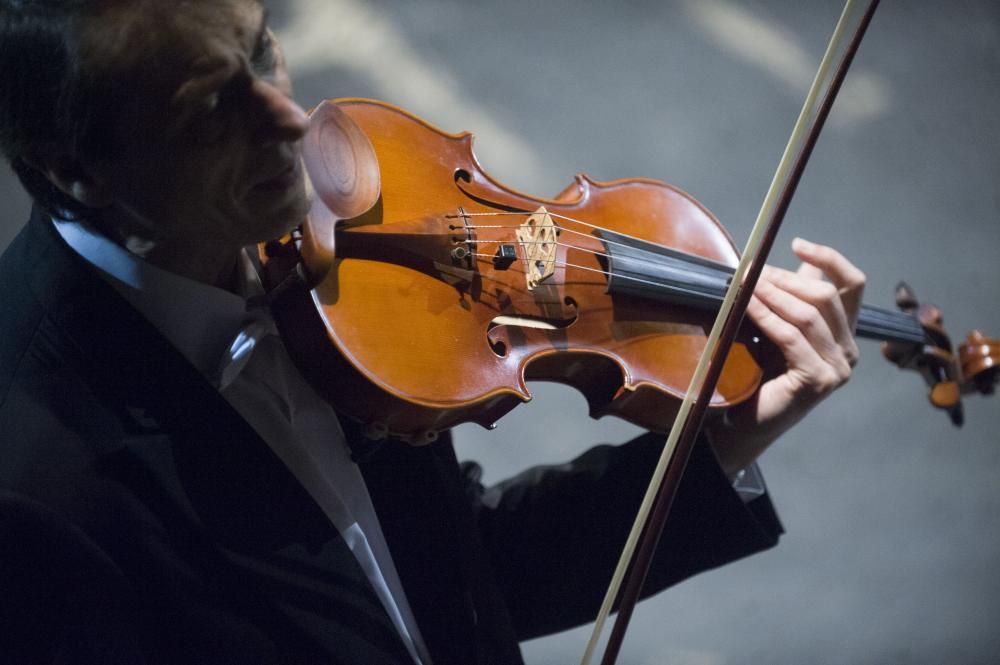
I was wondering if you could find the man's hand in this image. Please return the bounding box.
[708,238,866,478]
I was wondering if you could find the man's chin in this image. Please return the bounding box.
[248,188,311,244]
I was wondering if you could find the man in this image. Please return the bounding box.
[0,0,864,663]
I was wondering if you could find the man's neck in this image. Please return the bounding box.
[94,209,242,293]
[141,241,242,293]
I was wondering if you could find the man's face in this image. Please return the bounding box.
[86,0,310,251]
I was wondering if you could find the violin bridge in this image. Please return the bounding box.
[515,206,558,290]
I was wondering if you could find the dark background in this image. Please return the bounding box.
[3,1,997,663]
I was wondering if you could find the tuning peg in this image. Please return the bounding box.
[894,281,918,311]
[960,330,1000,396]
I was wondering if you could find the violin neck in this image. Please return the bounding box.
[855,304,925,344]
[597,229,926,346]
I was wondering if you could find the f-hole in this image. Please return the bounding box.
[486,298,579,357]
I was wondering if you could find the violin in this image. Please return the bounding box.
[258,3,1000,661]
[260,98,998,443]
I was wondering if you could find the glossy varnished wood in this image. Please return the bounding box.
[282,99,766,438]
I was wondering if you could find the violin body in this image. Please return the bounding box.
[266,99,770,441]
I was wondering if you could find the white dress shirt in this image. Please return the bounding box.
[54,219,430,665]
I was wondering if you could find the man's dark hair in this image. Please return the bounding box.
[0,0,129,218]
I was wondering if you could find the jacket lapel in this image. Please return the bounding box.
[24,208,415,663]
[357,432,525,665]
[29,207,329,551]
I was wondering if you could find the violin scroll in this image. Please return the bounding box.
[881,282,998,426]
[960,330,1000,396]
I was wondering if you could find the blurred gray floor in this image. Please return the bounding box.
[3,1,998,663]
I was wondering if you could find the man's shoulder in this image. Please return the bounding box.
[0,207,132,484]
[0,211,58,396]
[0,208,91,394]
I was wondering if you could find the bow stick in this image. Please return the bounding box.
[581,1,881,663]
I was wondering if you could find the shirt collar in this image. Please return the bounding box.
[52,217,271,386]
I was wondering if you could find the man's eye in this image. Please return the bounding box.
[185,91,231,144]
[251,30,276,73]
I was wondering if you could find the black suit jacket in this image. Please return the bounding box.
[0,207,782,664]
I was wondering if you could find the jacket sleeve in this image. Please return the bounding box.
[0,491,149,664]
[463,431,783,640]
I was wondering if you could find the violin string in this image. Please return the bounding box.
[466,252,701,294]
[453,209,658,246]
[471,236,719,301]
[467,252,925,341]
[461,223,672,263]
[473,235,625,269]
[476,235,921,334]
[456,215,749,302]
[858,312,923,337]
[465,218,923,334]
[459,219,924,338]
[458,217,745,307]
[855,305,923,335]
[455,215,688,261]
[457,220,734,286]
[467,223,917,320]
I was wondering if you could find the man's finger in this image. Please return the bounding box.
[797,262,825,281]
[791,237,866,329]
[759,265,855,362]
[753,278,852,374]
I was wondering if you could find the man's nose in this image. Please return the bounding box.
[251,79,309,144]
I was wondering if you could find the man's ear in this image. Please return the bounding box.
[20,150,114,208]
